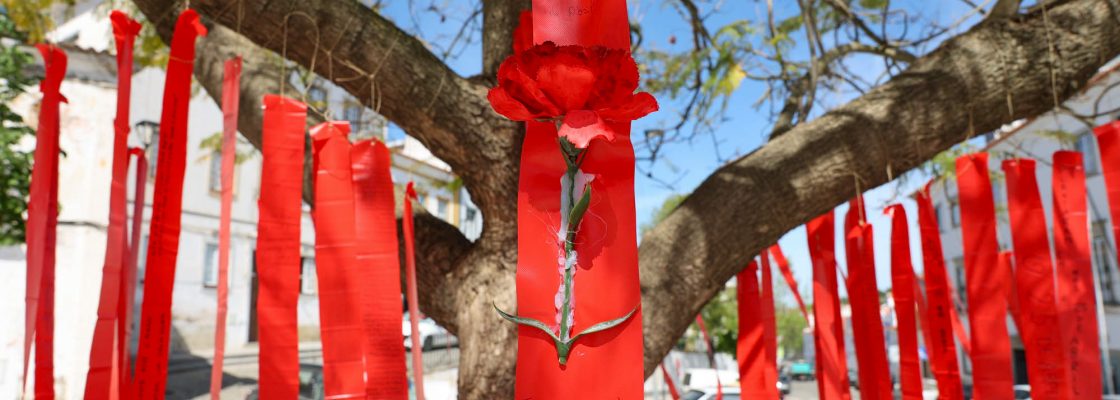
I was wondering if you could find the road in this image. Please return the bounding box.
[785,380,862,400]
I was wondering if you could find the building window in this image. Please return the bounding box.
[308,85,327,110]
[1076,133,1101,175]
[436,197,450,220]
[934,205,945,232]
[1093,221,1118,305]
[950,199,961,228]
[203,242,219,288]
[300,257,317,295]
[952,257,967,310]
[344,103,368,136]
[465,208,477,222]
[208,151,222,192]
[134,121,160,178]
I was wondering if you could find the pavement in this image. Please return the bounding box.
[783,380,862,400]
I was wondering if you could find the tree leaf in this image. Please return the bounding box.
[571,306,638,341]
[494,304,560,342]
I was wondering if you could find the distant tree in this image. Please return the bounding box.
[0,10,35,245]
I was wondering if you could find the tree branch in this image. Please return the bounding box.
[639,0,1120,377]
[480,0,531,79]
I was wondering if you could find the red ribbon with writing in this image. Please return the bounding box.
[807,211,851,400]
[955,153,1015,400]
[85,11,141,399]
[351,139,407,398]
[914,183,964,399]
[885,204,923,400]
[24,43,66,400]
[1003,158,1072,400]
[760,252,779,399]
[844,197,891,400]
[311,122,367,398]
[255,95,307,399]
[511,1,644,397]
[209,56,241,400]
[1052,150,1102,399]
[737,260,767,398]
[770,244,809,323]
[402,182,425,400]
[121,147,147,396]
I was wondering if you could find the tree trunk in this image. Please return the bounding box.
[128,0,1120,397]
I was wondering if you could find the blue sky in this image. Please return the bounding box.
[377,1,988,303]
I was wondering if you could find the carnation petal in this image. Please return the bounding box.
[597,92,659,121]
[488,87,539,121]
[536,54,596,112]
[558,110,615,149]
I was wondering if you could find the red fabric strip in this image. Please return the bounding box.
[1003,158,1071,400]
[760,253,779,399]
[85,11,141,399]
[696,315,722,400]
[912,278,939,374]
[955,153,1015,400]
[660,363,680,400]
[807,211,851,400]
[915,184,964,400]
[121,147,147,397]
[843,197,891,400]
[1052,150,1103,399]
[208,56,241,400]
[1095,122,1120,285]
[945,278,972,357]
[769,244,809,323]
[131,11,206,398]
[1001,251,1022,335]
[25,43,66,400]
[351,139,407,398]
[515,1,644,398]
[885,205,923,400]
[402,182,425,400]
[311,122,367,398]
[255,95,306,399]
[737,260,767,398]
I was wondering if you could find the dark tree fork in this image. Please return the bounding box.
[127,0,1120,398]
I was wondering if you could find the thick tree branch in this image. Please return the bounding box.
[480,0,531,79]
[639,0,1120,376]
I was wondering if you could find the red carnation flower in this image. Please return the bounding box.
[487,42,659,148]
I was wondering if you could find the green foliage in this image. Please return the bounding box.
[640,193,687,235]
[775,306,807,355]
[197,131,257,165]
[697,286,739,355]
[0,10,35,244]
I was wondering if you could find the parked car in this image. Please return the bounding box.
[682,386,741,400]
[682,368,739,391]
[402,312,459,350]
[788,360,814,380]
[777,374,792,396]
[1012,384,1031,399]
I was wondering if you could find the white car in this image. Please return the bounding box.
[681,387,741,400]
[402,312,459,350]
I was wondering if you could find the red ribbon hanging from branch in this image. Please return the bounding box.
[760,252,779,400]
[1094,122,1120,283]
[737,260,767,398]
[121,146,147,396]
[255,95,307,399]
[696,315,723,400]
[85,11,141,400]
[660,363,680,400]
[351,139,408,398]
[402,182,425,400]
[511,1,645,398]
[131,10,206,397]
[769,245,809,323]
[914,184,964,399]
[24,43,66,400]
[1052,150,1103,399]
[1003,158,1072,400]
[209,56,241,400]
[311,122,368,398]
[885,205,923,400]
[843,197,891,400]
[955,153,1015,400]
[807,211,851,400]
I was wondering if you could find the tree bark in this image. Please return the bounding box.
[128,0,1120,398]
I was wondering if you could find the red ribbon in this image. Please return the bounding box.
[737,260,767,398]
[351,139,407,398]
[121,147,147,396]
[255,95,307,399]
[84,11,141,400]
[1052,150,1103,399]
[209,56,241,400]
[807,211,851,400]
[1003,158,1072,400]
[885,205,923,400]
[760,252,779,399]
[24,43,66,400]
[696,315,722,400]
[311,122,367,398]
[402,182,425,400]
[955,153,1015,399]
[844,197,891,400]
[660,363,680,400]
[914,184,964,399]
[1095,122,1120,287]
[514,1,644,397]
[769,245,809,323]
